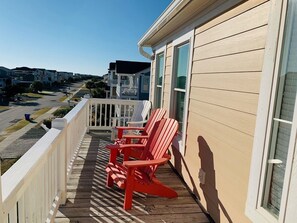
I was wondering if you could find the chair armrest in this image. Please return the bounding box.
[116,126,145,131]
[106,143,145,163]
[121,134,149,144]
[106,143,145,150]
[112,116,131,127]
[116,126,145,139]
[123,158,169,168]
[127,120,147,125]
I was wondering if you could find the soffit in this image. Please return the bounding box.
[141,0,217,46]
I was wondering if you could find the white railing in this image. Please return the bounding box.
[121,86,138,97]
[0,99,89,223]
[88,98,140,130]
[0,98,141,223]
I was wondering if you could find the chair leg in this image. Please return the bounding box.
[123,168,135,210]
[106,173,113,187]
[124,185,133,210]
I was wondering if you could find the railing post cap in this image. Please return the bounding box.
[52,118,67,130]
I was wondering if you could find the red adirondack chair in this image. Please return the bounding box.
[105,118,178,210]
[114,108,166,160]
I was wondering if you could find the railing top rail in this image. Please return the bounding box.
[1,128,61,211]
[89,98,141,105]
[63,98,88,124]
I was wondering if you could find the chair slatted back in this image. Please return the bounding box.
[139,108,166,144]
[139,118,178,178]
[129,100,151,127]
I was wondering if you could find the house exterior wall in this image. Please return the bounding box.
[149,1,272,222]
[163,42,172,114]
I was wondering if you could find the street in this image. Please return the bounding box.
[0,82,84,133]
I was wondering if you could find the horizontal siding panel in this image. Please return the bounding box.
[193,25,267,60]
[190,87,259,114]
[189,99,257,136]
[186,134,251,204]
[191,72,261,93]
[164,75,171,85]
[192,49,265,73]
[165,56,172,67]
[163,92,170,112]
[165,67,172,76]
[195,0,269,34]
[187,112,253,155]
[195,1,270,47]
[163,83,170,93]
[166,48,173,58]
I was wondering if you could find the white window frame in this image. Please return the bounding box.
[169,29,194,156]
[246,0,297,222]
[154,46,166,108]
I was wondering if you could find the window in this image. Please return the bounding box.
[172,43,190,132]
[155,52,165,108]
[246,1,297,222]
[169,30,193,155]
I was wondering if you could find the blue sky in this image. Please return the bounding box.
[0,0,171,75]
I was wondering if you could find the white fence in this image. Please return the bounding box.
[0,98,140,222]
[88,98,140,130]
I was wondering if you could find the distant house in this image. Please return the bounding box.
[45,70,57,85]
[107,60,150,100]
[138,0,297,222]
[57,71,73,83]
[12,67,37,85]
[0,66,12,89]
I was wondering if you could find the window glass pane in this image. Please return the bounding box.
[156,53,164,85]
[156,86,162,108]
[175,91,185,131]
[175,43,189,89]
[155,53,164,108]
[262,1,297,217]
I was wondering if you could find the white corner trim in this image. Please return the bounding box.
[154,45,167,108]
[245,0,287,222]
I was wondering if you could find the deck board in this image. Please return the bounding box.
[55,132,210,223]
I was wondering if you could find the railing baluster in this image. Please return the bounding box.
[94,103,98,127]
[18,196,25,223]
[0,98,140,222]
[109,104,112,127]
[8,204,17,223]
[104,103,107,127]
[99,103,102,127]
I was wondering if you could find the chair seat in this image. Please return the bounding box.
[106,162,151,189]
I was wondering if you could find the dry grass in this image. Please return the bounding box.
[1,158,19,175]
[22,92,43,98]
[31,107,51,118]
[4,107,50,134]
[0,135,5,143]
[0,106,9,112]
[59,95,68,102]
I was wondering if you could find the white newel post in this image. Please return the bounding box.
[86,99,90,133]
[52,118,67,204]
[0,162,4,223]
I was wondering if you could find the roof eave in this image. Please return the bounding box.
[138,0,190,47]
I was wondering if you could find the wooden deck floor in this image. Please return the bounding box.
[55,132,210,223]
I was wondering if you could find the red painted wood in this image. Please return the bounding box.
[105,118,178,210]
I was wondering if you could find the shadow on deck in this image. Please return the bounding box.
[55,131,210,223]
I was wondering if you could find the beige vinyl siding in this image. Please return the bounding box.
[172,1,271,223]
[163,42,172,114]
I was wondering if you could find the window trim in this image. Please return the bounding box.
[245,0,297,222]
[154,46,166,108]
[169,29,194,156]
